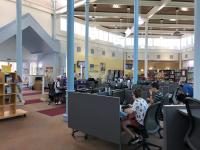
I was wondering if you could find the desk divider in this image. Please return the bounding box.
[68,92,121,145]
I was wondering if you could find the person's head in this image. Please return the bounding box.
[56,76,61,81]
[179,79,186,86]
[132,88,142,99]
[151,82,159,92]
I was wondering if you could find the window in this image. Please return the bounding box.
[185,54,188,59]
[170,55,173,60]
[102,50,105,56]
[90,64,94,71]
[60,17,67,31]
[157,55,161,59]
[91,49,94,55]
[112,52,115,57]
[77,47,81,53]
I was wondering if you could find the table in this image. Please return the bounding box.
[178,108,200,119]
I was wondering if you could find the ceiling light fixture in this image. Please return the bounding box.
[169,18,176,21]
[113,4,120,9]
[181,7,188,11]
[125,28,132,37]
[139,17,144,25]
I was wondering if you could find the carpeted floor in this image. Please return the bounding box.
[0,90,164,150]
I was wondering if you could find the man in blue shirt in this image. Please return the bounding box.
[179,79,193,97]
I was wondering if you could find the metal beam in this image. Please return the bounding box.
[108,29,193,35]
[146,0,171,19]
[92,22,194,28]
[74,11,194,20]
[56,0,97,14]
[93,0,194,8]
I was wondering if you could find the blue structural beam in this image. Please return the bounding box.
[64,0,74,122]
[67,0,74,92]
[16,0,23,78]
[84,0,89,80]
[194,0,200,100]
[133,0,139,84]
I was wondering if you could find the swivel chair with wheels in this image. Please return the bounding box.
[183,97,200,150]
[129,102,162,150]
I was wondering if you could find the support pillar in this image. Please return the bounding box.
[64,0,75,122]
[133,0,139,84]
[194,0,200,100]
[144,20,149,79]
[84,0,89,80]
[51,0,56,39]
[179,53,182,70]
[16,0,23,78]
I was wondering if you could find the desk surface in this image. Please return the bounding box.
[178,109,200,119]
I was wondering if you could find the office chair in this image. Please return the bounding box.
[183,97,200,150]
[129,102,162,150]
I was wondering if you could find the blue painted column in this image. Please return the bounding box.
[133,0,139,84]
[64,0,75,122]
[194,0,200,100]
[16,0,23,78]
[144,20,149,79]
[84,0,89,80]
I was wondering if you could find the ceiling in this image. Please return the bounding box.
[73,0,194,37]
[19,0,194,37]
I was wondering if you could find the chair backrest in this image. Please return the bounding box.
[144,102,161,134]
[124,89,134,105]
[172,87,180,104]
[163,93,173,105]
[184,97,200,150]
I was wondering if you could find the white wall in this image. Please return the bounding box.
[0,36,38,62]
[0,0,52,35]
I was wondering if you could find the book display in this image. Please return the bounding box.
[0,72,27,120]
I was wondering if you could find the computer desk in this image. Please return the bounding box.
[178,108,200,119]
[163,105,190,150]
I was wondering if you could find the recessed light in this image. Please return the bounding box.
[139,17,144,25]
[113,4,120,8]
[181,7,188,11]
[170,19,176,21]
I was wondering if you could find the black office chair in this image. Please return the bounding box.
[130,102,162,150]
[183,97,200,150]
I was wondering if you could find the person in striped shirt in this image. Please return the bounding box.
[148,82,163,104]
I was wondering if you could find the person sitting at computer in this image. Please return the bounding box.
[179,79,193,98]
[121,88,148,144]
[148,81,163,104]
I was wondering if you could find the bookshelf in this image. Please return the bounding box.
[0,72,27,120]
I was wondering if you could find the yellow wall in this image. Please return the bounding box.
[74,52,123,79]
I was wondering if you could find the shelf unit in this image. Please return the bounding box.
[0,72,27,120]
